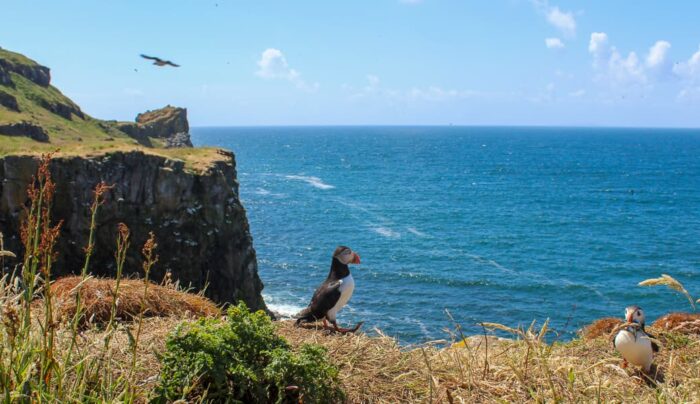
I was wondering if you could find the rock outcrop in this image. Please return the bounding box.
[0,151,266,311]
[36,98,84,120]
[0,56,50,87]
[117,106,193,148]
[0,89,18,111]
[0,121,49,142]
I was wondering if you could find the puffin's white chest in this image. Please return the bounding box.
[614,329,653,371]
[326,274,354,321]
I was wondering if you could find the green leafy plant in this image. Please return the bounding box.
[153,302,344,403]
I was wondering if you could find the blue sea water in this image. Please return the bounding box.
[193,126,700,344]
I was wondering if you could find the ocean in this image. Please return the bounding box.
[193,126,700,344]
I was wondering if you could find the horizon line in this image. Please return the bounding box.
[190,124,700,131]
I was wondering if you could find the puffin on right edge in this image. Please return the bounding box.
[294,246,364,333]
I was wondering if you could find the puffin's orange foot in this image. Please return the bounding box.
[621,359,628,369]
[331,321,364,334]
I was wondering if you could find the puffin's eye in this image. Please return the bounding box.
[636,311,641,316]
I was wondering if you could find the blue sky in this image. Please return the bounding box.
[2,1,700,127]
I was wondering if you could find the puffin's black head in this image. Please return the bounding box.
[333,246,361,265]
[625,305,646,326]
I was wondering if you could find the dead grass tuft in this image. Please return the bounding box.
[50,275,220,326]
[653,312,700,334]
[580,317,623,340]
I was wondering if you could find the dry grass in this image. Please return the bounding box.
[51,315,182,401]
[579,317,623,340]
[639,274,697,311]
[273,320,700,403]
[653,313,700,334]
[49,275,220,326]
[19,305,700,403]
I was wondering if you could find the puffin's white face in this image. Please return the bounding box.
[336,247,361,265]
[625,306,645,325]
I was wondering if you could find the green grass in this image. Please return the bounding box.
[0,47,39,66]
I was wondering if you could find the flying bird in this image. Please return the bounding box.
[613,305,659,373]
[295,246,363,333]
[140,54,180,67]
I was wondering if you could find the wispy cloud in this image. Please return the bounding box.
[673,45,700,100]
[345,75,500,103]
[255,48,319,92]
[673,45,700,80]
[545,37,565,50]
[546,7,576,37]
[532,1,577,37]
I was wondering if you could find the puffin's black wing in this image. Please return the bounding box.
[646,331,661,352]
[295,281,342,322]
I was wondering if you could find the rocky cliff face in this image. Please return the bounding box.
[0,56,50,87]
[0,151,266,311]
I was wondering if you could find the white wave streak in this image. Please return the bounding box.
[561,279,610,303]
[285,175,335,190]
[406,226,428,237]
[372,226,401,238]
[464,253,517,275]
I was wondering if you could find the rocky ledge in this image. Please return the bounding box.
[117,105,193,148]
[0,121,49,142]
[0,151,267,311]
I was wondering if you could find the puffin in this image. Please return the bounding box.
[295,246,363,333]
[613,305,660,373]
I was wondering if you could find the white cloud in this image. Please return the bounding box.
[366,74,380,87]
[672,45,700,99]
[255,48,318,91]
[587,36,700,101]
[546,7,576,37]
[646,40,671,69]
[673,45,700,80]
[569,89,586,97]
[346,75,487,103]
[407,86,478,102]
[588,32,608,55]
[532,1,577,37]
[545,37,565,49]
[588,32,647,86]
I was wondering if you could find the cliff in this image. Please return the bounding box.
[0,46,267,310]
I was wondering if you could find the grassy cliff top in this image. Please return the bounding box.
[0,47,225,171]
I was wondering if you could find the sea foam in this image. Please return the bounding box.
[372,226,401,238]
[285,175,335,190]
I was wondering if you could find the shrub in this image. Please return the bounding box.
[153,302,344,403]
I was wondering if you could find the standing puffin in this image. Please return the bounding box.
[614,305,660,373]
[295,246,363,333]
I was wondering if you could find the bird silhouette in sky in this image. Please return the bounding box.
[140,54,180,67]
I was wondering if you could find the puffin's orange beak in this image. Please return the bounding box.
[352,253,361,264]
[626,312,633,323]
